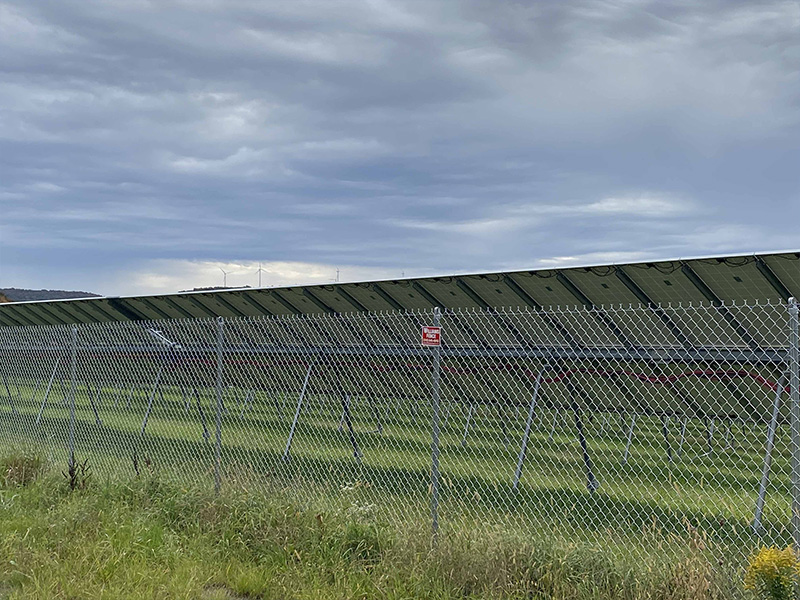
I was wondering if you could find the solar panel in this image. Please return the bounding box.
[1,251,798,327]
[760,255,800,298]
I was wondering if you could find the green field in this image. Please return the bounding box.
[0,450,751,600]
[0,369,793,598]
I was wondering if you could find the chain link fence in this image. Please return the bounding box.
[1,300,799,590]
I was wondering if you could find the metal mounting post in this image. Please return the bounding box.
[599,413,608,437]
[220,385,228,415]
[2,371,17,414]
[367,395,383,435]
[753,371,786,534]
[677,417,688,458]
[194,388,210,442]
[36,357,61,425]
[282,361,315,461]
[280,390,288,421]
[513,369,544,490]
[621,414,636,465]
[337,394,348,432]
[239,389,254,418]
[788,297,800,547]
[139,365,165,435]
[567,381,599,493]
[340,394,362,464]
[29,373,45,405]
[702,418,715,456]
[88,383,103,426]
[497,401,510,449]
[661,415,673,463]
[215,316,224,493]
[548,409,559,442]
[461,402,475,447]
[59,378,68,407]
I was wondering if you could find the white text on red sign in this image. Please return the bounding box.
[421,326,441,346]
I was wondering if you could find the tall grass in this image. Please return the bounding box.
[0,451,742,599]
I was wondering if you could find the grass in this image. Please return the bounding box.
[0,450,741,599]
[0,366,792,597]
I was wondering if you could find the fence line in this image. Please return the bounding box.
[1,299,799,592]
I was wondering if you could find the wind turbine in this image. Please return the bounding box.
[256,262,265,287]
[219,267,230,288]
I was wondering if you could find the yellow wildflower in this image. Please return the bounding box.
[744,545,800,600]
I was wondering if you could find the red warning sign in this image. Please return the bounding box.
[421,326,441,347]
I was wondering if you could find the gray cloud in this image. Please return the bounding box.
[0,0,798,294]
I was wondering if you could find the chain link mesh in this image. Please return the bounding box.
[0,300,797,591]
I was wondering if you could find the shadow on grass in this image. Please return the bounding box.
[1,400,793,567]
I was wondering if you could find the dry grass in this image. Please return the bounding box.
[1,451,42,488]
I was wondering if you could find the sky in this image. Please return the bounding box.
[1,0,798,296]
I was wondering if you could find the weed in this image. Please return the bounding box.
[131,449,155,477]
[1,452,42,487]
[63,457,91,491]
[744,546,800,600]
[340,521,384,565]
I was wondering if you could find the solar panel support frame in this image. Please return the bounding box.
[614,266,694,349]
[680,263,760,350]
[107,298,147,321]
[556,272,634,349]
[755,257,792,301]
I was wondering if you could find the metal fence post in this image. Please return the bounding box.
[215,316,224,494]
[430,307,442,538]
[513,368,544,490]
[68,325,77,469]
[788,297,800,547]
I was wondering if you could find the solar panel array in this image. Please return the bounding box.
[0,252,798,328]
[2,257,800,590]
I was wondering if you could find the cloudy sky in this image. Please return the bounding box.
[1,0,798,296]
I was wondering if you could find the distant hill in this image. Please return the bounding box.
[0,288,101,302]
